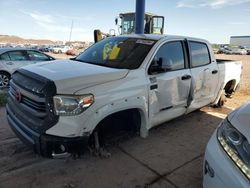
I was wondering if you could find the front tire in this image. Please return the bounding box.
[0,72,10,88]
[217,91,227,107]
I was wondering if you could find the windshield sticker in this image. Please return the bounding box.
[136,40,154,45]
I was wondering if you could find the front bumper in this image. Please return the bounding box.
[7,104,89,157]
[203,131,249,188]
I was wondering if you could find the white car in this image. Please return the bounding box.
[52,46,71,54]
[231,48,247,55]
[0,48,55,87]
[203,103,250,188]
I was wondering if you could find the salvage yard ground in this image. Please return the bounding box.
[0,54,250,188]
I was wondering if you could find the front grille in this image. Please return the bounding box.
[7,69,58,134]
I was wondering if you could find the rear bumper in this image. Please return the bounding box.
[7,104,89,157]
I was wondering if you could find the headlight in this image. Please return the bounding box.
[217,118,250,180]
[53,94,94,116]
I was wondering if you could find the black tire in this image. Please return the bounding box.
[217,92,227,107]
[0,72,10,88]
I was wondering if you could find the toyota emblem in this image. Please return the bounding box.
[15,90,22,103]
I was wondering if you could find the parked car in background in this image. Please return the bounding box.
[52,45,72,54]
[231,48,247,55]
[244,47,250,55]
[66,49,81,56]
[217,47,232,54]
[38,45,50,52]
[218,46,248,55]
[0,48,55,87]
[203,102,250,188]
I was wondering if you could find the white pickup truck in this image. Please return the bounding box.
[6,34,242,157]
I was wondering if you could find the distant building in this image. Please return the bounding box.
[230,36,250,47]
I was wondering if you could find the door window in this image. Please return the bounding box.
[190,42,210,67]
[27,50,50,61]
[150,41,185,74]
[0,53,11,61]
[8,51,28,61]
[152,16,164,34]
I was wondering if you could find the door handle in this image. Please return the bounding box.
[212,70,218,74]
[6,62,13,65]
[181,75,191,80]
[150,84,158,90]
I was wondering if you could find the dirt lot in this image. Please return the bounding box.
[0,54,249,188]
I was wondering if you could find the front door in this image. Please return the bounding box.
[148,40,192,127]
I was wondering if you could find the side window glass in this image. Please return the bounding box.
[190,42,210,67]
[8,51,28,61]
[27,51,49,61]
[0,53,11,61]
[150,41,185,74]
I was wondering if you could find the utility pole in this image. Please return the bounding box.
[68,20,74,42]
[135,0,145,34]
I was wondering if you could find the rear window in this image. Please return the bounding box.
[27,50,50,61]
[75,37,156,69]
[190,42,210,67]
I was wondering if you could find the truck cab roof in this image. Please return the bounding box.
[115,34,210,44]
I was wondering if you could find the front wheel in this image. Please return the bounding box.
[0,72,10,88]
[217,91,227,107]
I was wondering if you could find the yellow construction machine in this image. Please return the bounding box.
[94,12,164,42]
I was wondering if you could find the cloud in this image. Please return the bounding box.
[20,10,89,39]
[29,12,54,24]
[177,0,250,9]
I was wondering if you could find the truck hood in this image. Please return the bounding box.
[228,103,250,143]
[22,60,129,94]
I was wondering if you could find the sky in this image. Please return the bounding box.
[0,0,250,44]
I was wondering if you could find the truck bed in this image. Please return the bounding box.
[216,59,240,64]
[216,59,242,97]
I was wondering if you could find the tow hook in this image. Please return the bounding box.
[51,144,71,159]
[52,152,71,159]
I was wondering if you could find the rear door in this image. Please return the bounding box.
[186,41,219,113]
[148,40,192,127]
[26,50,53,63]
[0,50,30,74]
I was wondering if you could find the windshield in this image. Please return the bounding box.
[75,37,156,69]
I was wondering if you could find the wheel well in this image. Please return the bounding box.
[91,109,142,145]
[0,71,11,78]
[98,108,141,132]
[224,80,236,95]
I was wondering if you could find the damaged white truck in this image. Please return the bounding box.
[6,34,242,158]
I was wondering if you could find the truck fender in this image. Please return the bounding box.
[80,96,149,138]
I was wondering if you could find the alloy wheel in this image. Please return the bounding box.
[0,74,10,88]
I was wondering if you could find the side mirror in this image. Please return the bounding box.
[149,57,173,74]
[149,57,164,74]
[115,18,118,25]
[161,57,173,71]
